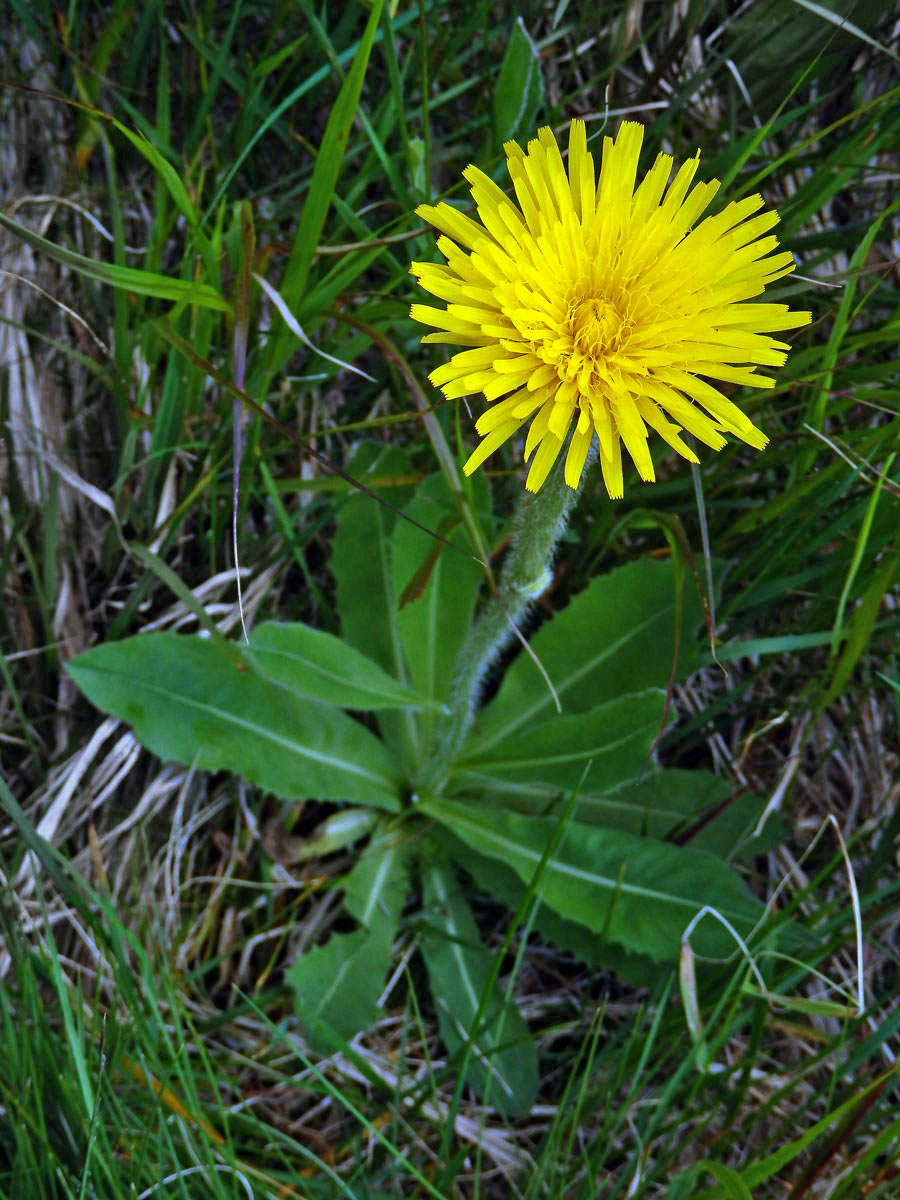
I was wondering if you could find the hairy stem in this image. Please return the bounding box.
[420,446,595,790]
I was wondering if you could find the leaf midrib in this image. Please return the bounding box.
[458,722,654,774]
[252,644,418,705]
[474,608,667,751]
[434,802,754,918]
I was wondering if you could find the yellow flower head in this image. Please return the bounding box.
[410,120,811,497]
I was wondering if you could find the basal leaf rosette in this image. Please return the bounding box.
[410,120,810,497]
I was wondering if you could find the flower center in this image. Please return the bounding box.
[574,296,622,356]
[559,292,632,393]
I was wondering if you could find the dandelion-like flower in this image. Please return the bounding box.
[410,120,810,497]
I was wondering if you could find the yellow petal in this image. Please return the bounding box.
[463,420,522,475]
[525,431,564,492]
[565,421,595,487]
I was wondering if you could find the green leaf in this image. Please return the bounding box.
[456,836,664,988]
[492,17,545,149]
[392,472,487,756]
[422,796,766,962]
[0,210,228,312]
[452,766,731,834]
[455,690,664,792]
[451,765,775,859]
[688,793,782,863]
[344,823,414,930]
[287,927,391,1049]
[68,634,401,810]
[331,445,421,768]
[250,621,439,712]
[288,821,412,1051]
[420,861,538,1117]
[471,559,705,756]
[332,445,416,672]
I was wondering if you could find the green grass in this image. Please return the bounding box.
[2,0,900,1196]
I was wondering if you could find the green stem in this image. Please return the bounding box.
[421,446,595,790]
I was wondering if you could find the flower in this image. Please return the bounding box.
[410,120,810,497]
